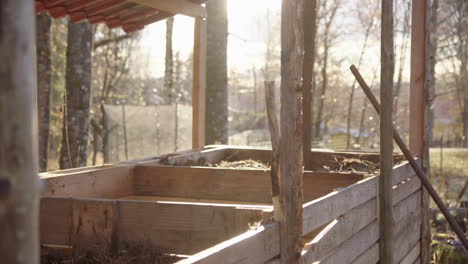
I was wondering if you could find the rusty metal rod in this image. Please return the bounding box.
[350,64,468,250]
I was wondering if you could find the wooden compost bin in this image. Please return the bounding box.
[39,145,421,264]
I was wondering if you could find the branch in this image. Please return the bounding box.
[94,33,134,50]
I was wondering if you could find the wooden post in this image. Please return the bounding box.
[421,0,432,262]
[302,0,317,170]
[380,0,395,263]
[279,0,304,263]
[192,17,206,148]
[410,0,426,156]
[0,0,40,263]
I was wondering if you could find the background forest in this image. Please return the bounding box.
[36,0,467,204]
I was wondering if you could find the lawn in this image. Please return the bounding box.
[429,148,468,204]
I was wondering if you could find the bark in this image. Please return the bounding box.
[0,0,40,262]
[205,0,228,144]
[36,13,52,172]
[279,0,304,262]
[59,21,93,169]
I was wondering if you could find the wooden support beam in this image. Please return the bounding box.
[380,0,395,262]
[279,0,304,262]
[192,17,206,148]
[130,0,206,18]
[411,0,430,262]
[0,0,40,262]
[378,0,395,264]
[409,0,426,156]
[302,0,317,170]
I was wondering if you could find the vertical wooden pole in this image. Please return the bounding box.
[302,0,317,170]
[192,16,206,148]
[0,0,40,263]
[279,0,304,263]
[410,0,426,156]
[421,0,432,262]
[380,0,395,263]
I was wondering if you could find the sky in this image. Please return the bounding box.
[136,0,412,83]
[138,0,282,78]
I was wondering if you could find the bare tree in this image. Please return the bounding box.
[437,0,467,146]
[59,22,93,169]
[314,0,341,140]
[36,14,52,171]
[205,0,228,144]
[393,0,411,117]
[345,0,379,148]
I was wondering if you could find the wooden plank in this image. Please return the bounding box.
[393,209,422,263]
[118,200,267,254]
[302,198,377,263]
[135,165,362,204]
[393,190,421,223]
[393,176,422,206]
[409,0,427,156]
[192,16,206,148]
[392,159,421,185]
[131,0,206,18]
[0,0,39,262]
[351,243,379,264]
[412,257,421,264]
[380,0,396,261]
[176,223,279,264]
[40,165,134,198]
[317,221,380,264]
[117,195,272,207]
[302,176,377,234]
[142,147,227,166]
[40,197,73,246]
[400,242,420,264]
[303,174,421,235]
[70,199,117,256]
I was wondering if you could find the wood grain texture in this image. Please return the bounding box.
[192,17,206,148]
[302,176,377,234]
[40,165,134,198]
[176,223,279,264]
[279,0,304,262]
[409,0,427,156]
[302,198,377,263]
[400,242,421,264]
[40,197,73,246]
[131,0,206,17]
[0,0,40,262]
[118,200,267,254]
[317,221,380,264]
[393,209,422,263]
[392,159,421,185]
[351,243,379,264]
[135,165,362,204]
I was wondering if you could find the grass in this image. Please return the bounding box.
[429,148,468,204]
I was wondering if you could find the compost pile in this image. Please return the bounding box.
[205,159,270,169]
[319,154,405,175]
[41,243,185,264]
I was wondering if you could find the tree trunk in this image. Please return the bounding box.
[0,0,40,262]
[205,0,228,144]
[36,13,52,172]
[59,21,93,169]
[279,0,304,262]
